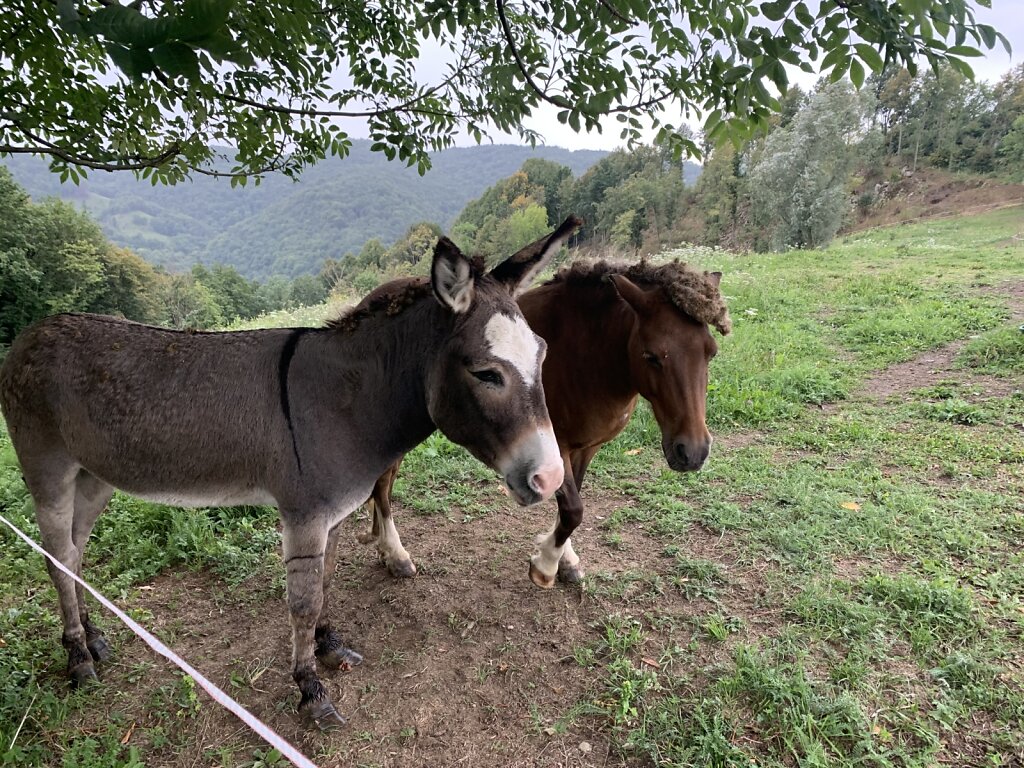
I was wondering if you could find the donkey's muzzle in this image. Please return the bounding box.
[528,462,563,499]
[500,426,563,505]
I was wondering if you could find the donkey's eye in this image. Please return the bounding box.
[472,369,505,387]
[642,352,662,369]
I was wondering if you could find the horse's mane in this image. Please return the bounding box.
[546,259,732,335]
[324,255,486,333]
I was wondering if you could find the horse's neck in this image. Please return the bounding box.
[536,282,638,403]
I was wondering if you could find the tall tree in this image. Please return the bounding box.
[0,1,1007,183]
[749,81,875,250]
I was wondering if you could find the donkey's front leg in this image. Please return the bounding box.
[315,521,363,670]
[282,521,345,728]
[529,455,583,589]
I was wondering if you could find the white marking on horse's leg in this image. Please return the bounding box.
[377,514,415,576]
[484,313,540,386]
[530,526,564,583]
[560,537,580,568]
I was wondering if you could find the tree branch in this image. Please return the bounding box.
[494,0,572,110]
[2,127,182,172]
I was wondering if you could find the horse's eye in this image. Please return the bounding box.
[642,352,662,369]
[472,369,505,387]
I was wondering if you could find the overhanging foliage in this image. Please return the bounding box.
[0,1,1009,183]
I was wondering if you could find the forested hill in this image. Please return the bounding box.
[4,142,609,280]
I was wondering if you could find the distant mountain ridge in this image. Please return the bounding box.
[5,142,611,280]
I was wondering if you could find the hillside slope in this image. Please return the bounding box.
[4,142,609,279]
[848,166,1024,233]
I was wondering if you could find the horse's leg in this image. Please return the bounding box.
[314,521,363,670]
[24,456,95,685]
[71,470,115,663]
[356,460,414,578]
[281,518,345,728]
[571,444,601,493]
[529,453,583,589]
[557,445,602,584]
[373,461,415,578]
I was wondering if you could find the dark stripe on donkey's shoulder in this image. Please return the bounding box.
[278,328,310,474]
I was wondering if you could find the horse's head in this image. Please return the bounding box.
[610,270,725,472]
[425,218,581,505]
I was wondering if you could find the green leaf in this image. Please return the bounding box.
[853,43,883,72]
[782,19,802,44]
[174,0,234,42]
[723,65,752,83]
[87,4,169,48]
[946,56,975,79]
[849,57,864,89]
[192,32,250,65]
[103,42,153,81]
[55,0,83,34]
[736,37,760,58]
[794,1,813,26]
[946,45,982,57]
[152,42,201,82]
[760,1,787,22]
[976,24,996,50]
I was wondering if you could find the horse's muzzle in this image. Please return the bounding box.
[666,436,711,472]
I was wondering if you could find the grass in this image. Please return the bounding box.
[1,205,1023,765]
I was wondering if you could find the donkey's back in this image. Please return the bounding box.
[0,313,287,506]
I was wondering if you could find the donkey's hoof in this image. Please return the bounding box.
[88,636,112,663]
[316,629,363,670]
[528,560,556,589]
[356,531,376,545]
[386,557,417,579]
[301,698,347,730]
[321,651,366,671]
[557,562,585,584]
[69,662,99,688]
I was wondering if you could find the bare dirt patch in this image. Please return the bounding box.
[60,486,774,768]
[857,281,1024,403]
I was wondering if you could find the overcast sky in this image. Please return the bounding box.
[498,2,1023,152]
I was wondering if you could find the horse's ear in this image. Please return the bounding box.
[431,237,476,314]
[608,273,654,315]
[489,216,582,297]
[708,271,723,288]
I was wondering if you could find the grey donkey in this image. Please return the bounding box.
[0,217,580,727]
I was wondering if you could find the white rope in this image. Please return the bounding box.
[0,513,319,768]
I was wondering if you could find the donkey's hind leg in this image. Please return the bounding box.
[72,470,115,663]
[25,459,96,685]
[314,521,363,671]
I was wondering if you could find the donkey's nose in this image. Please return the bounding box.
[529,462,564,500]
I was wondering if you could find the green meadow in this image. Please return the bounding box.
[1,206,1022,767]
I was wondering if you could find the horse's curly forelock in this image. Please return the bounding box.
[547,259,732,335]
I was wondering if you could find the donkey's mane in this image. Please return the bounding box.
[546,259,732,335]
[325,255,486,333]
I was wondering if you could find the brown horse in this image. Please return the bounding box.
[359,259,731,586]
[0,219,580,726]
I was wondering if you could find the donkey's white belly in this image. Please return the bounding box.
[130,487,277,508]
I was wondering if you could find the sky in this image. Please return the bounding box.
[487,2,1023,152]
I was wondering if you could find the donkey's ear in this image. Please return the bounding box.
[431,237,476,314]
[608,273,654,315]
[489,216,582,297]
[707,271,723,288]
